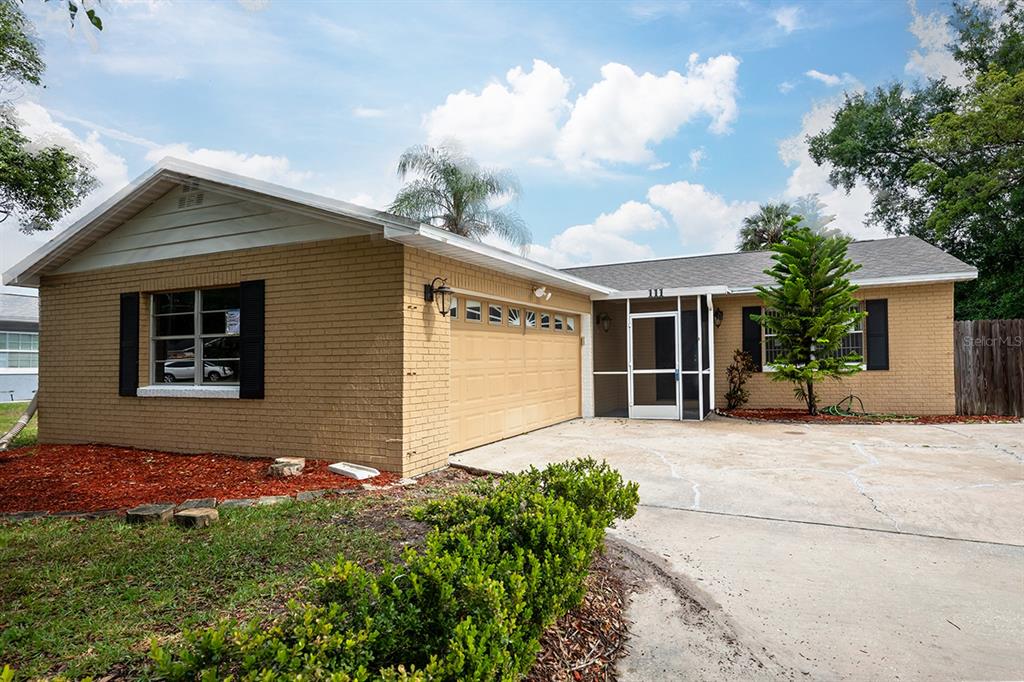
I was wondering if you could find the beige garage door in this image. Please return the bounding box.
[451,298,581,452]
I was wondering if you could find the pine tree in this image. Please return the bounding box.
[754,228,866,415]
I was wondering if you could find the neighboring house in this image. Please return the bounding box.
[0,293,39,402]
[2,159,977,476]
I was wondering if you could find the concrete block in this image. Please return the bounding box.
[177,497,217,511]
[328,461,380,480]
[219,498,256,509]
[257,495,291,506]
[126,503,175,524]
[296,489,329,502]
[173,508,219,529]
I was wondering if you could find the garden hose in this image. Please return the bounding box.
[823,394,916,421]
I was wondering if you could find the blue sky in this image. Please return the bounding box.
[2,0,968,292]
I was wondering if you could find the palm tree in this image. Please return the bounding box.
[737,202,795,251]
[388,143,531,248]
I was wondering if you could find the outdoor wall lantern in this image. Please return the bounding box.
[596,312,613,333]
[533,286,553,301]
[713,307,724,328]
[424,277,453,317]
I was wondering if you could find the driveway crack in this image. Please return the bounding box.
[848,443,902,532]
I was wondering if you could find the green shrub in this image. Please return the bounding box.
[150,458,638,681]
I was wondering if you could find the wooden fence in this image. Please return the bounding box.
[954,319,1024,416]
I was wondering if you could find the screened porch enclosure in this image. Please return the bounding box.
[592,295,714,420]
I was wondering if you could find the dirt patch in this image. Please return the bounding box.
[608,538,796,681]
[0,444,400,514]
[722,408,1020,425]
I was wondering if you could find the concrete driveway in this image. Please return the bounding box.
[453,416,1024,681]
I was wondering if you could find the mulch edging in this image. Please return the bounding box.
[0,443,403,517]
[717,408,1021,425]
[527,550,630,682]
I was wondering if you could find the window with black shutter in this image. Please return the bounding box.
[865,299,889,370]
[742,305,762,371]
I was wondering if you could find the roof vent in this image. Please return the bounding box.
[177,179,204,209]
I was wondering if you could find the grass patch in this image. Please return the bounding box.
[0,401,36,448]
[0,498,409,679]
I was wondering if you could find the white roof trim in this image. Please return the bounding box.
[726,270,979,294]
[1,158,609,296]
[594,285,730,300]
[382,223,614,296]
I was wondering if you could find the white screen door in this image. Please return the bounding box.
[627,312,680,419]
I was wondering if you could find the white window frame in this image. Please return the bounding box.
[150,288,241,387]
[508,307,521,327]
[0,330,39,372]
[566,316,576,333]
[554,314,564,331]
[488,303,503,325]
[540,312,551,330]
[525,310,537,328]
[449,295,458,319]
[465,300,482,322]
[761,304,866,372]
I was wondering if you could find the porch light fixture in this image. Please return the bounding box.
[424,277,453,316]
[713,307,724,328]
[533,286,553,301]
[596,312,613,333]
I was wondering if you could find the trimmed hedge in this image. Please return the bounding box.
[151,458,639,681]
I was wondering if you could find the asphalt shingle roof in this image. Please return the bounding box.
[0,293,39,323]
[562,236,975,291]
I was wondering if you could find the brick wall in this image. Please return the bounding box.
[712,282,956,415]
[38,235,409,472]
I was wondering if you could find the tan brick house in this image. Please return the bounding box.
[3,159,977,476]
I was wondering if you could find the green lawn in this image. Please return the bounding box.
[0,498,414,679]
[0,401,36,448]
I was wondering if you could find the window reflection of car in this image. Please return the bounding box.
[162,361,236,383]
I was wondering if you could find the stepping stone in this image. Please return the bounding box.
[126,503,175,524]
[257,495,291,506]
[397,478,418,487]
[177,498,217,511]
[268,462,302,478]
[295,489,329,502]
[219,498,256,509]
[173,508,218,529]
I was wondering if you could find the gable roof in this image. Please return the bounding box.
[564,236,977,297]
[2,158,613,296]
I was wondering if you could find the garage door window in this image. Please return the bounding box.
[466,300,482,322]
[508,308,521,327]
[541,312,551,329]
[449,296,458,319]
[489,304,503,325]
[554,315,564,331]
[526,310,536,328]
[567,316,576,333]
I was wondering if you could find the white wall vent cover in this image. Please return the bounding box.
[178,179,204,209]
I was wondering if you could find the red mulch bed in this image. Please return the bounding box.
[723,408,1020,425]
[0,444,399,514]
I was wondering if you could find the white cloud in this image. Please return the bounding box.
[425,54,739,171]
[778,80,796,94]
[526,201,667,268]
[556,54,740,169]
[647,181,758,253]
[648,161,671,171]
[804,69,860,88]
[773,6,802,33]
[778,100,877,239]
[424,59,571,165]
[352,106,388,119]
[144,144,312,186]
[688,147,705,171]
[905,0,968,86]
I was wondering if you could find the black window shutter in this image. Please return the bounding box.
[118,292,140,397]
[742,306,762,372]
[865,299,889,371]
[239,279,265,399]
